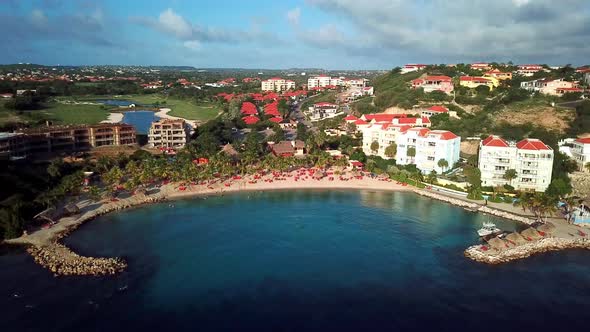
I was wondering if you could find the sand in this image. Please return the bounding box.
[101,112,124,124]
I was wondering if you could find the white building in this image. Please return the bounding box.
[396,128,460,174]
[261,77,296,92]
[357,113,431,159]
[148,119,191,149]
[307,75,368,89]
[308,102,339,121]
[585,72,590,86]
[571,137,590,172]
[516,65,544,77]
[421,105,448,118]
[401,64,427,74]
[478,135,554,192]
[520,78,581,95]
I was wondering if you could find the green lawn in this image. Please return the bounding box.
[76,94,221,122]
[20,103,109,125]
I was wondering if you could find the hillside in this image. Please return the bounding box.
[358,67,584,142]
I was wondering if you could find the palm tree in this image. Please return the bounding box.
[437,159,449,172]
[585,162,590,173]
[503,169,518,186]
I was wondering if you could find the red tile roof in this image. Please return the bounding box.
[269,117,282,123]
[429,130,458,140]
[344,115,358,121]
[242,115,260,125]
[407,127,431,137]
[482,135,509,147]
[424,75,452,82]
[427,105,448,113]
[460,76,490,82]
[363,113,407,122]
[576,138,590,144]
[354,119,369,125]
[314,102,337,107]
[516,139,551,150]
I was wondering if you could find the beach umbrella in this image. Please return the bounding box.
[505,232,527,245]
[486,237,507,250]
[521,228,542,240]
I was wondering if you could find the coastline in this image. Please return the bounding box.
[100,112,124,124]
[4,169,585,274]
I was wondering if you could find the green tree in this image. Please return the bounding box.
[546,178,571,198]
[437,159,449,172]
[0,202,25,239]
[464,166,482,188]
[407,146,416,157]
[503,169,518,185]
[426,171,437,184]
[370,141,379,154]
[586,162,590,173]
[47,158,64,178]
[384,143,397,159]
[296,123,308,141]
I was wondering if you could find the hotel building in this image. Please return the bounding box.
[478,135,554,192]
[261,77,296,92]
[148,119,191,148]
[571,137,590,172]
[396,128,461,174]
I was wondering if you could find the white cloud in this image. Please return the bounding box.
[30,9,48,26]
[305,0,590,62]
[287,7,301,25]
[183,40,201,50]
[158,8,192,39]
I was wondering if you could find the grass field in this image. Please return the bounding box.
[0,100,109,126]
[76,94,221,121]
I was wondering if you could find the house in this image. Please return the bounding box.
[241,102,258,115]
[308,102,339,120]
[478,135,554,192]
[571,137,590,172]
[242,115,260,125]
[362,86,374,95]
[148,119,191,149]
[261,77,296,92]
[307,75,368,89]
[268,140,306,157]
[470,63,492,71]
[520,78,579,96]
[585,72,590,86]
[421,105,449,118]
[484,69,512,81]
[401,64,427,74]
[516,65,543,77]
[395,128,460,174]
[459,76,499,90]
[411,75,454,94]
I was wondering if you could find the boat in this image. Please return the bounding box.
[477,222,502,237]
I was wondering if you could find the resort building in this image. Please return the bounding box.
[478,135,554,192]
[571,137,590,172]
[396,128,460,174]
[484,69,512,81]
[470,63,492,71]
[411,76,454,94]
[307,75,368,89]
[147,119,191,149]
[401,64,427,74]
[4,123,137,158]
[308,102,339,121]
[520,78,580,96]
[0,132,27,160]
[516,65,544,77]
[261,77,296,92]
[357,113,431,159]
[459,76,499,90]
[268,140,306,157]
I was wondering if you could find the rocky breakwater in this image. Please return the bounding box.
[465,237,590,264]
[27,243,126,276]
[414,189,534,225]
[23,191,167,276]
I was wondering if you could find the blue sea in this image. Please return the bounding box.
[2,190,590,331]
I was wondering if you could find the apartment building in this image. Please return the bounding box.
[307,75,368,89]
[411,76,454,94]
[571,137,590,172]
[478,135,554,192]
[470,63,492,71]
[520,78,580,95]
[396,128,460,174]
[0,132,27,160]
[1,123,136,159]
[148,119,191,148]
[357,113,431,159]
[401,64,427,74]
[516,65,543,77]
[421,105,448,118]
[459,76,499,90]
[261,77,296,92]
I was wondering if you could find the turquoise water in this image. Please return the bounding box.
[122,110,159,134]
[2,190,590,331]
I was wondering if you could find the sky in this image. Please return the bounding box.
[1,0,589,69]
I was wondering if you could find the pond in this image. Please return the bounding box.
[122,110,160,134]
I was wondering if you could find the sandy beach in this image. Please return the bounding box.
[100,112,124,124]
[155,108,199,128]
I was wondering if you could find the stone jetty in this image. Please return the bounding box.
[465,237,590,264]
[414,189,535,225]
